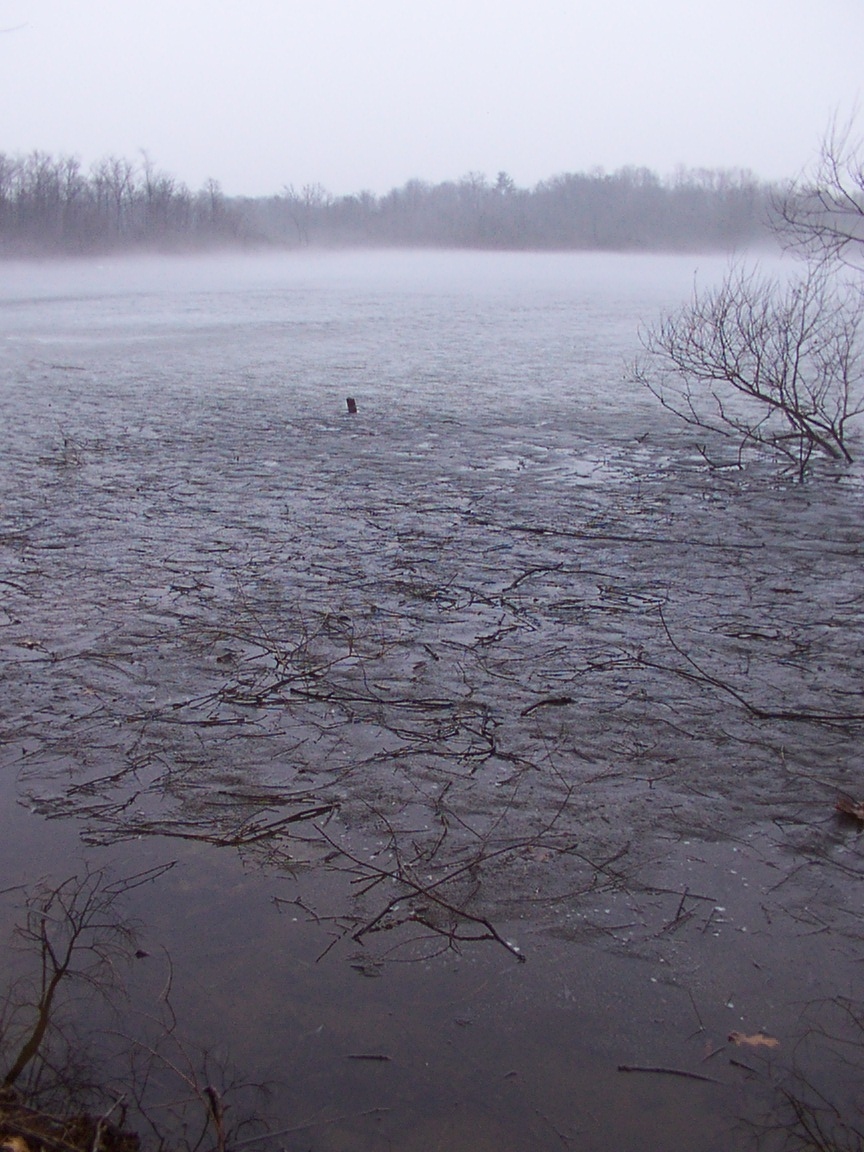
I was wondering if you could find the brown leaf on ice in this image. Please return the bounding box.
[1,1139,32,1152]
[835,795,864,822]
[728,1031,779,1050]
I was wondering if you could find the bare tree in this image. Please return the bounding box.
[0,868,270,1152]
[280,182,331,245]
[633,117,864,478]
[631,260,864,478]
[776,116,864,267]
[0,870,139,1092]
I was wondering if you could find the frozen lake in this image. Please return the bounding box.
[1,250,862,1151]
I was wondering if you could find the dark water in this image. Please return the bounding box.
[1,250,861,1151]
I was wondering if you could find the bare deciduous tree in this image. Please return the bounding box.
[634,119,864,478]
[776,117,864,267]
[631,260,864,478]
[1,869,139,1092]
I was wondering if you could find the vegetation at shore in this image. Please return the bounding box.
[0,151,774,256]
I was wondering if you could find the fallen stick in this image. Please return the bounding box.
[231,1107,392,1147]
[520,696,575,716]
[617,1064,720,1084]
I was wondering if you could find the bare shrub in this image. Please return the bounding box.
[631,259,864,478]
[1,869,139,1096]
[0,868,271,1152]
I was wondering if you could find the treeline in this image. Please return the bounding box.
[255,167,775,251]
[0,152,242,255]
[0,152,777,256]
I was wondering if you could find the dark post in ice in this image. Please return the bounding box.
[346,397,358,414]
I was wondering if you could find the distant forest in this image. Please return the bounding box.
[0,151,779,256]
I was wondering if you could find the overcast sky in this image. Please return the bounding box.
[2,0,862,197]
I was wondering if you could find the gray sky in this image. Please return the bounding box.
[2,0,863,196]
